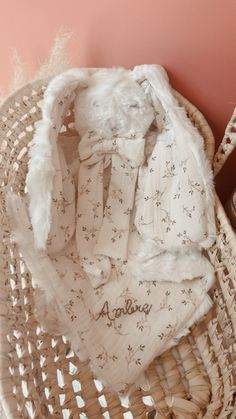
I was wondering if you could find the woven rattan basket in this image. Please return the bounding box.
[0,70,235,419]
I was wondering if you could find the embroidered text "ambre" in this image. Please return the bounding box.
[94,299,152,322]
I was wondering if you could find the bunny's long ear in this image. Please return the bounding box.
[131,64,206,140]
[131,65,216,266]
[26,68,89,250]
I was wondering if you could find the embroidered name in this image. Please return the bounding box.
[94,299,152,322]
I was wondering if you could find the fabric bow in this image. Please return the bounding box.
[76,131,145,287]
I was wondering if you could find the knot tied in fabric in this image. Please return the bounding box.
[76,130,145,287]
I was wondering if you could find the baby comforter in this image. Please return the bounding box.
[7,64,216,398]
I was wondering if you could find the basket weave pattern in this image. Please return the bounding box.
[0,77,235,419]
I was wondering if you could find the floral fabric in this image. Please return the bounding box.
[76,132,146,287]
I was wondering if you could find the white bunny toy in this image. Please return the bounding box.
[6,65,216,397]
[25,65,216,287]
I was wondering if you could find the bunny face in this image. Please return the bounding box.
[74,68,155,139]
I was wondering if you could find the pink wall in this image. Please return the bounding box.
[0,0,235,202]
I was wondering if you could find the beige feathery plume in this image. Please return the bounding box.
[0,30,73,105]
[9,49,28,94]
[35,31,73,80]
[0,48,28,105]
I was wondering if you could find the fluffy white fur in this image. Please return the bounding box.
[129,247,214,283]
[26,68,89,249]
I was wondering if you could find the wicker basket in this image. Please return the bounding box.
[0,72,235,419]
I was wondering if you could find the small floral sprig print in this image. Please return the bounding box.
[116,287,136,304]
[95,163,106,183]
[60,196,75,214]
[64,299,77,322]
[161,209,176,232]
[96,345,118,369]
[66,251,79,265]
[120,159,136,177]
[52,192,74,214]
[183,205,196,218]
[88,199,102,219]
[126,344,146,367]
[46,233,57,247]
[126,169,136,182]
[112,259,128,280]
[103,205,113,222]
[136,215,153,227]
[73,270,86,281]
[136,315,151,334]
[153,236,164,245]
[179,158,189,173]
[109,143,119,154]
[199,277,209,295]
[165,140,176,148]
[70,288,86,308]
[138,280,157,295]
[82,226,98,241]
[162,161,177,178]
[80,329,89,343]
[60,225,71,240]
[95,285,104,299]
[111,189,123,204]
[79,178,92,196]
[188,176,205,195]
[120,162,128,170]
[156,290,173,312]
[111,227,127,243]
[123,207,131,216]
[87,129,95,138]
[81,256,95,269]
[177,230,194,245]
[144,189,164,207]
[181,288,196,307]
[173,182,181,200]
[62,170,74,185]
[106,320,128,336]
[158,323,178,340]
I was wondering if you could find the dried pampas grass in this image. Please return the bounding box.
[0,30,74,105]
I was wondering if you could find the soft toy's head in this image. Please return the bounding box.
[74,68,155,139]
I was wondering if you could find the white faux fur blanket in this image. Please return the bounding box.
[6,64,216,399]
